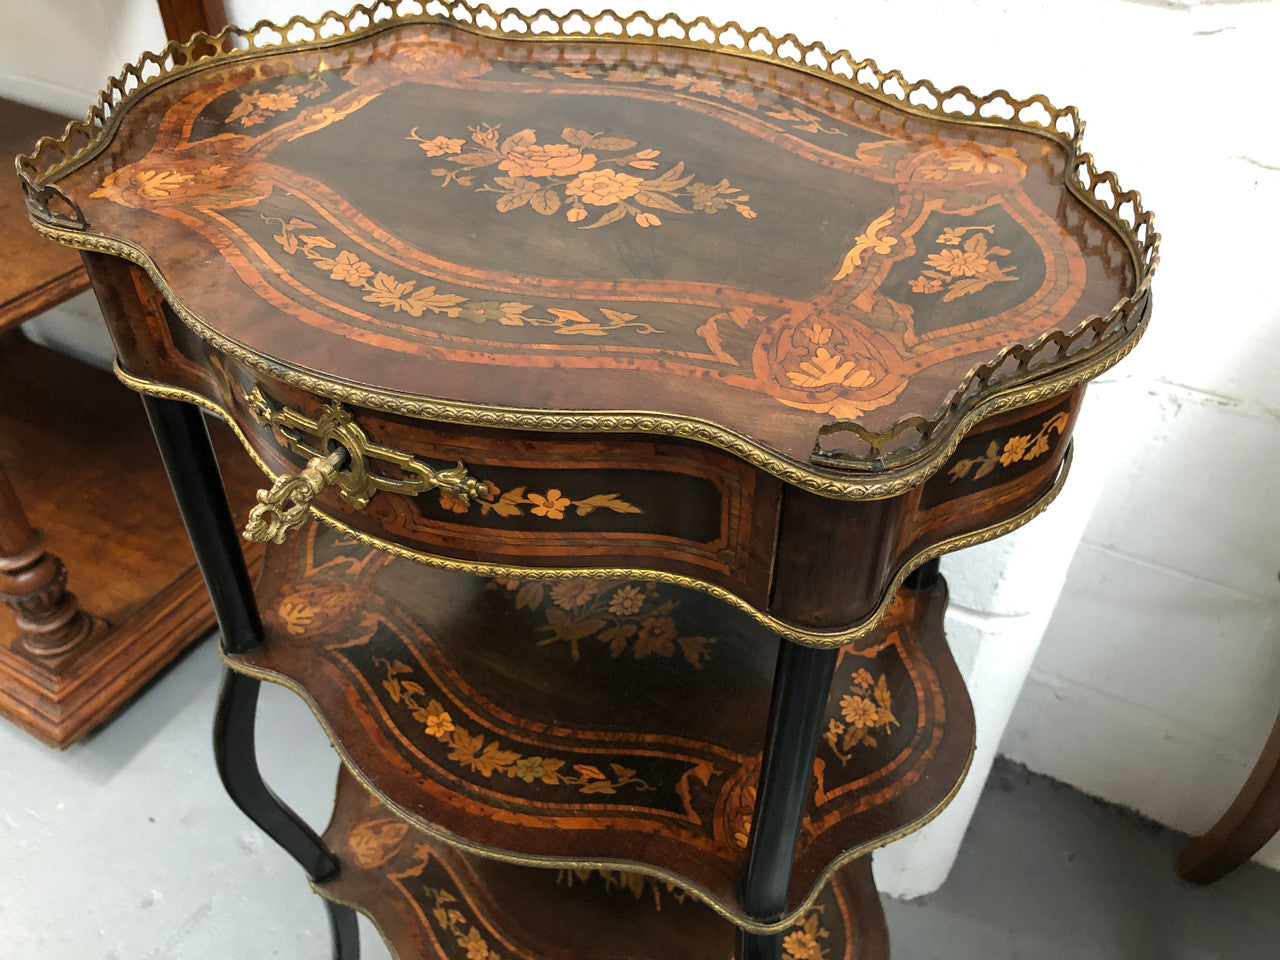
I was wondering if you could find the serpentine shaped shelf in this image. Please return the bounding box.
[228,522,971,930]
[317,765,889,959]
[17,1,1154,646]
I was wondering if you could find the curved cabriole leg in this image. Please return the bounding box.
[215,668,359,958]
[142,395,358,959]
[737,641,840,959]
[213,669,341,881]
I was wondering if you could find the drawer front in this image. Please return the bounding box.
[225,373,779,606]
[92,254,780,608]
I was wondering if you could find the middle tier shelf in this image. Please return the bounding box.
[228,522,974,928]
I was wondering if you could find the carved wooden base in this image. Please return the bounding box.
[317,765,890,959]
[0,335,260,747]
[0,562,227,747]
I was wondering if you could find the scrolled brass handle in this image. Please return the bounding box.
[243,448,349,543]
[240,389,494,542]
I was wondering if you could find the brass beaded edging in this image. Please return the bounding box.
[23,1,1157,494]
[75,218,1122,501]
[302,743,973,939]
[115,364,1071,648]
[225,616,976,936]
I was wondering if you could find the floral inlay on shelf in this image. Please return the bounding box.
[908,224,1019,302]
[347,812,411,869]
[377,657,654,796]
[409,124,756,229]
[487,577,717,666]
[421,872,837,960]
[823,668,898,764]
[947,410,1071,483]
[421,886,505,960]
[225,74,328,128]
[263,216,662,335]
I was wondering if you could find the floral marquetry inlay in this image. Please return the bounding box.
[486,577,717,665]
[824,669,899,763]
[264,216,662,337]
[947,410,1070,483]
[411,123,755,230]
[226,74,329,128]
[377,656,655,796]
[321,765,889,958]
[236,523,972,926]
[909,225,1020,302]
[437,484,643,521]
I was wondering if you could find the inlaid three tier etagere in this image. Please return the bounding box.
[17,3,1155,957]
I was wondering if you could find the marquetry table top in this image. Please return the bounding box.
[18,6,1156,482]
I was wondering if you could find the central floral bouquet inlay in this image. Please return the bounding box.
[410,123,756,229]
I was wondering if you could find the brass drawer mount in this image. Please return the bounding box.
[242,388,489,544]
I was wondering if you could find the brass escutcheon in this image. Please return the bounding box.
[241,387,489,542]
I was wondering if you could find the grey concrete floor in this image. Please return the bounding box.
[2,635,1278,959]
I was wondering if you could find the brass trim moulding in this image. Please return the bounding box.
[21,1,1157,497]
[114,364,1072,648]
[48,221,1137,503]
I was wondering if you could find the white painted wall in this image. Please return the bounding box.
[3,0,1277,899]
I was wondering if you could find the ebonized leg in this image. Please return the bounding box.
[904,557,942,590]
[142,395,359,959]
[737,640,840,959]
[215,668,359,959]
[140,396,260,654]
[214,669,342,880]
[325,899,361,960]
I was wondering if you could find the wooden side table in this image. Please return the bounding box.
[0,0,237,749]
[1178,703,1280,884]
[18,5,1156,956]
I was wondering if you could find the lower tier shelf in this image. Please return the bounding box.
[317,766,890,959]
[230,523,974,928]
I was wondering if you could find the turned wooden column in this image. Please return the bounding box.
[0,460,98,662]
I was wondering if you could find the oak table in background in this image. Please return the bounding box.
[1,0,254,749]
[19,5,1157,956]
